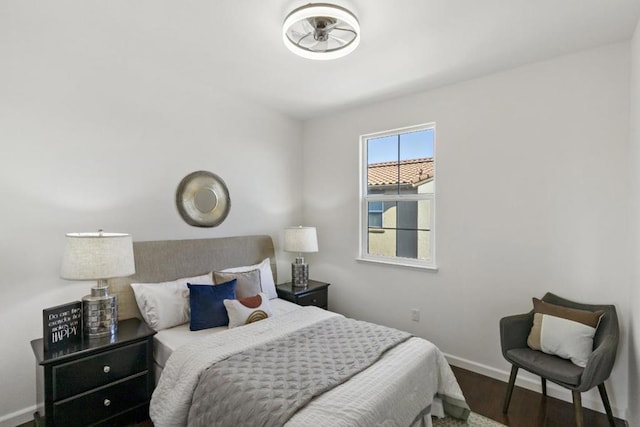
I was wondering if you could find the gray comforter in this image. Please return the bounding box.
[187,316,411,427]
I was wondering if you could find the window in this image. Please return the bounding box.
[359,123,436,269]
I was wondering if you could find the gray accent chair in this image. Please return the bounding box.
[500,292,618,427]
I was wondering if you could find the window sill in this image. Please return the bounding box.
[355,257,438,271]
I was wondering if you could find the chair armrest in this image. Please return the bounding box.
[577,334,617,391]
[500,313,533,356]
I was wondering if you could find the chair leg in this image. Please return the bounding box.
[541,377,547,396]
[572,390,584,427]
[598,383,616,427]
[503,365,519,413]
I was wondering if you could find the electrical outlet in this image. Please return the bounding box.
[411,308,420,322]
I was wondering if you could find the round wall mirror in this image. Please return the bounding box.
[176,171,231,227]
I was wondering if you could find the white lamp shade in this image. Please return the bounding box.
[61,232,135,280]
[284,226,318,253]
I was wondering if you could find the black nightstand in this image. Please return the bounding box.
[276,280,330,310]
[30,317,156,427]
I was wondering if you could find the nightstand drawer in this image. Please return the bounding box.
[52,372,148,427]
[53,341,148,400]
[297,291,327,308]
[276,280,330,310]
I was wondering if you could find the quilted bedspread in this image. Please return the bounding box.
[150,306,469,427]
[188,316,411,426]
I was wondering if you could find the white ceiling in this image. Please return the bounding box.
[4,1,640,120]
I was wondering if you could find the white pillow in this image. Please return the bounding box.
[223,293,272,328]
[222,258,277,299]
[131,273,213,331]
[538,314,598,367]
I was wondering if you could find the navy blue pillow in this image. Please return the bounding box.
[187,279,237,331]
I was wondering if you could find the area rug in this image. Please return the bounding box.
[433,412,507,427]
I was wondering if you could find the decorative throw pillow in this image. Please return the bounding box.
[223,293,272,329]
[130,273,213,331]
[187,279,237,331]
[221,258,278,299]
[213,269,262,299]
[527,298,604,367]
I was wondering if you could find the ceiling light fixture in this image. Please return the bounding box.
[283,3,360,60]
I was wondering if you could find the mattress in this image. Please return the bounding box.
[153,298,301,370]
[150,305,468,426]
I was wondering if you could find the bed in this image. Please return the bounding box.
[108,235,469,427]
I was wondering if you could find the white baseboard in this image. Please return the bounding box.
[444,353,627,421]
[0,405,36,427]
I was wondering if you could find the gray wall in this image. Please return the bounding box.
[303,42,632,418]
[0,8,303,425]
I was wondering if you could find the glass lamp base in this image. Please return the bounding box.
[291,258,309,288]
[83,286,118,338]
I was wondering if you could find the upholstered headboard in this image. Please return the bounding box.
[108,235,276,320]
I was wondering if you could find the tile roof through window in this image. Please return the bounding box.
[367,158,434,187]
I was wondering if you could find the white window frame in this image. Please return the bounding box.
[358,122,437,270]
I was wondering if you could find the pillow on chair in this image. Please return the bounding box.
[527,298,604,367]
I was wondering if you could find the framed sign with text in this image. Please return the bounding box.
[43,301,82,351]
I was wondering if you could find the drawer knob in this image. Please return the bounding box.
[103,399,111,407]
[103,365,111,374]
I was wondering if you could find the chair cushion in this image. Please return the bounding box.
[506,348,584,386]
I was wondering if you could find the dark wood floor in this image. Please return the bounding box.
[451,365,626,427]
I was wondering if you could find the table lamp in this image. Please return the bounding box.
[60,230,135,338]
[284,226,318,288]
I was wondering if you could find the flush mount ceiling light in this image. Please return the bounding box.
[283,3,360,60]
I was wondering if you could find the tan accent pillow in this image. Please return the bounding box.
[533,298,603,327]
[213,269,262,299]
